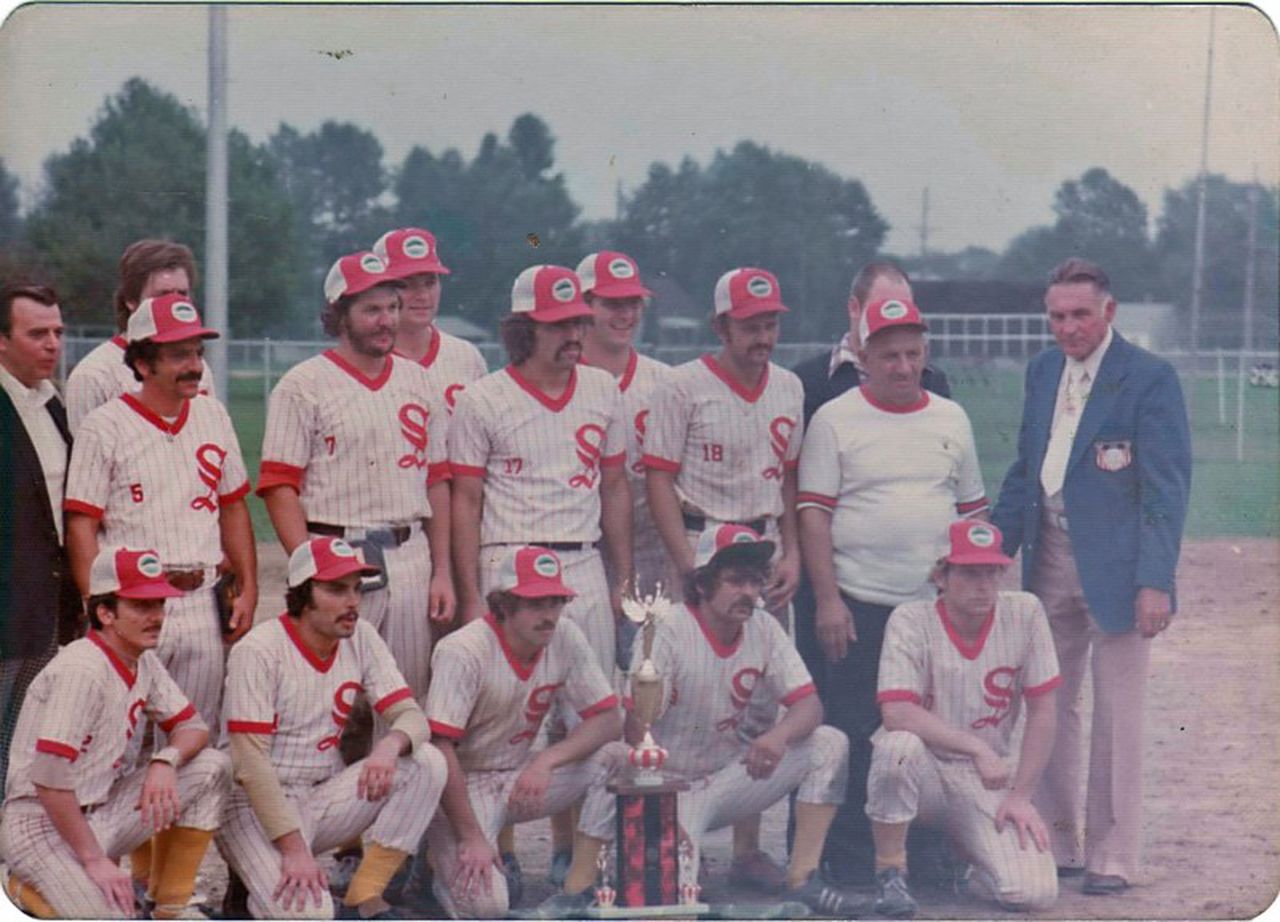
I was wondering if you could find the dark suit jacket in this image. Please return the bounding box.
[792,348,952,427]
[0,387,79,657]
[991,332,1192,634]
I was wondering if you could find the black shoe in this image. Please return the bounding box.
[1082,872,1129,895]
[1057,865,1086,878]
[529,890,593,920]
[874,867,917,919]
[785,871,871,918]
[501,851,525,907]
[221,870,249,919]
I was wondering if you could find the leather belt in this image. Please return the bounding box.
[682,512,768,536]
[307,521,422,548]
[165,569,206,592]
[508,541,595,552]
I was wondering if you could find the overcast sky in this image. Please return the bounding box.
[0,3,1276,255]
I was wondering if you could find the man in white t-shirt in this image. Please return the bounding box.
[797,297,988,886]
[867,520,1060,917]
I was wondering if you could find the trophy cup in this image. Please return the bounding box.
[588,584,708,918]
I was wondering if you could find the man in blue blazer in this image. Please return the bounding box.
[992,258,1191,896]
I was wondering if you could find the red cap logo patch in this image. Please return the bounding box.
[552,277,577,302]
[330,539,358,558]
[402,235,430,259]
[534,553,560,577]
[968,524,996,547]
[880,300,909,320]
[360,253,386,275]
[170,301,198,323]
[746,275,774,298]
[608,257,635,279]
[137,552,163,577]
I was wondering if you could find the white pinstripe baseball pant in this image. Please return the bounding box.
[217,744,446,920]
[156,588,225,735]
[866,729,1058,911]
[0,748,231,919]
[427,747,623,919]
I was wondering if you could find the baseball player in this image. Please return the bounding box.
[423,545,623,919]
[374,227,488,415]
[576,250,670,602]
[66,239,213,434]
[217,536,447,921]
[1,546,231,920]
[64,293,258,730]
[641,265,803,881]
[866,520,1060,917]
[548,525,860,919]
[256,251,453,705]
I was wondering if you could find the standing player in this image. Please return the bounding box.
[375,227,488,415]
[66,239,213,434]
[866,520,1060,917]
[1,546,231,920]
[218,536,446,920]
[576,250,669,601]
[423,546,623,919]
[641,266,803,883]
[256,250,453,704]
[64,293,258,729]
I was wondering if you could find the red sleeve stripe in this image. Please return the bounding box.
[158,703,197,733]
[956,497,990,515]
[374,687,414,714]
[449,463,487,480]
[1024,675,1063,698]
[226,719,277,734]
[256,461,304,495]
[428,720,465,741]
[63,499,104,519]
[796,492,837,510]
[577,695,619,720]
[641,454,680,473]
[780,683,816,707]
[876,689,923,705]
[218,481,251,505]
[783,459,800,472]
[600,453,626,469]
[35,739,79,761]
[427,462,453,486]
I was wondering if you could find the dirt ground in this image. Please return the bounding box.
[187,537,1280,919]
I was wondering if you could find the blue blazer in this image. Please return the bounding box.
[991,332,1191,634]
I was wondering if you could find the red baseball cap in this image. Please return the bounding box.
[287,537,382,587]
[323,251,401,305]
[89,547,184,599]
[493,546,577,599]
[713,267,790,320]
[693,523,776,570]
[945,520,1013,567]
[859,298,928,344]
[127,294,219,344]
[510,265,595,323]
[575,251,652,299]
[373,227,451,278]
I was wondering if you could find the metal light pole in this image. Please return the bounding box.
[205,4,229,401]
[1189,8,1215,366]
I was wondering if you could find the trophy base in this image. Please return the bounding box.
[587,901,710,919]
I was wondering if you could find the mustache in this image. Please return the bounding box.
[177,372,202,383]
[535,620,557,631]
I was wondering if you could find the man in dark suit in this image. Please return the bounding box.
[992,258,1191,896]
[0,282,80,792]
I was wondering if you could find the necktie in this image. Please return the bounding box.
[1040,365,1089,498]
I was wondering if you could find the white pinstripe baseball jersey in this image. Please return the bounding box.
[633,604,815,779]
[5,631,199,807]
[425,614,617,773]
[256,351,450,526]
[449,364,625,544]
[797,388,988,606]
[583,349,670,519]
[223,615,414,786]
[398,327,488,416]
[877,592,1062,760]
[642,355,803,522]
[64,394,250,568]
[65,336,214,434]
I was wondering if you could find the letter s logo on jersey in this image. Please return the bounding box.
[509,682,564,744]
[761,417,796,480]
[444,384,465,415]
[568,423,606,489]
[318,681,363,750]
[971,666,1022,730]
[190,443,228,512]
[630,410,649,475]
[397,403,430,470]
[715,667,762,733]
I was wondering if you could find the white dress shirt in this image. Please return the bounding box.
[0,364,68,541]
[1040,325,1113,501]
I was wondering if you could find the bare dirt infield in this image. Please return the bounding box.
[220,537,1280,919]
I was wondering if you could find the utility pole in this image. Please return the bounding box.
[205,5,229,402]
[1189,7,1215,364]
[1236,175,1259,461]
[919,187,930,261]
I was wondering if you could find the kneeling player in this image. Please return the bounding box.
[423,546,623,919]
[1,547,230,919]
[559,525,860,918]
[866,521,1060,918]
[218,537,446,920]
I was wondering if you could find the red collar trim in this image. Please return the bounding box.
[419,327,442,370]
[581,348,638,392]
[323,349,393,392]
[278,613,337,673]
[88,629,136,689]
[936,599,996,660]
[484,612,543,680]
[701,353,768,404]
[121,392,190,436]
[505,364,577,413]
[686,603,743,658]
[111,335,128,350]
[859,387,930,415]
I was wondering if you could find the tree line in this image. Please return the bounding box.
[0,78,1275,349]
